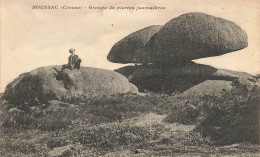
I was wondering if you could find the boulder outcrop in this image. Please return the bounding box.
[143,12,248,63]
[115,63,257,94]
[3,66,138,106]
[108,13,248,64]
[109,12,250,94]
[107,25,162,63]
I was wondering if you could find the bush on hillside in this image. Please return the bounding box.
[165,84,260,145]
[73,122,162,149]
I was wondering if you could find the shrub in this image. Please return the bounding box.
[158,131,212,146]
[196,85,260,145]
[164,102,200,124]
[1,112,38,130]
[2,141,37,154]
[73,122,162,149]
[47,139,69,149]
[37,116,71,131]
[165,84,260,145]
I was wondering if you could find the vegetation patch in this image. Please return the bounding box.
[0,83,259,156]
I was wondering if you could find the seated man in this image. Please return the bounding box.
[61,48,82,71]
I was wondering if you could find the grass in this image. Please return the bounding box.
[0,83,259,156]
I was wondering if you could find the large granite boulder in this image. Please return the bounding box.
[140,12,248,63]
[115,62,257,94]
[3,66,138,106]
[107,25,162,63]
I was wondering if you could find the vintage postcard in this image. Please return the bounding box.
[1,0,260,156]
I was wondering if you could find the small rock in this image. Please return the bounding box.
[8,108,21,115]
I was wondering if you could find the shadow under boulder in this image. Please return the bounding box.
[115,62,257,94]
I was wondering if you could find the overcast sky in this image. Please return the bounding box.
[1,0,260,92]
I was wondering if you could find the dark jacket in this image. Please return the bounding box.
[68,55,79,67]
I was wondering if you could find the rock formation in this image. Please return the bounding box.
[3,66,138,106]
[115,62,257,95]
[144,12,248,63]
[107,25,162,63]
[108,13,248,64]
[108,12,254,95]
[107,13,259,145]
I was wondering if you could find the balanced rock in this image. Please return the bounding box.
[107,25,162,63]
[115,62,257,94]
[141,12,248,63]
[3,66,138,106]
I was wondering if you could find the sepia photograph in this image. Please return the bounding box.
[0,0,260,156]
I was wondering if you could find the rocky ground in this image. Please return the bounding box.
[0,83,259,156]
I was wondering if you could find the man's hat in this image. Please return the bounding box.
[69,48,75,53]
